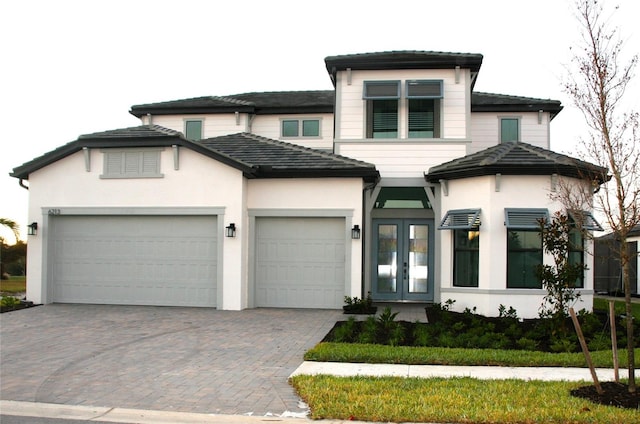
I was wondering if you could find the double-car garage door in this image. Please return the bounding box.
[50,215,346,309]
[51,215,218,307]
[254,217,346,309]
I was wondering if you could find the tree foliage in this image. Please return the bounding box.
[563,0,639,392]
[537,212,586,323]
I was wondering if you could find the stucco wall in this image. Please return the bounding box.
[436,174,595,318]
[25,147,245,308]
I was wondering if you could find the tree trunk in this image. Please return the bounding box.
[622,244,636,393]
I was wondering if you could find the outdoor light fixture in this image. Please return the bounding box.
[27,222,38,236]
[225,223,236,238]
[351,224,361,239]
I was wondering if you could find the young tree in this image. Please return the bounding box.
[537,212,586,325]
[563,0,639,392]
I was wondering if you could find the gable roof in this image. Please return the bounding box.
[130,91,335,118]
[472,92,563,120]
[10,126,379,182]
[199,133,379,180]
[425,141,609,184]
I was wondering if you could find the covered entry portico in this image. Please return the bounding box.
[365,184,438,303]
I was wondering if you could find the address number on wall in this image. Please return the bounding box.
[47,209,61,215]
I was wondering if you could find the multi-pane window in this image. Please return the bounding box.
[454,230,480,287]
[364,81,400,138]
[185,120,203,141]
[407,80,442,138]
[504,208,549,289]
[500,118,519,142]
[281,119,320,138]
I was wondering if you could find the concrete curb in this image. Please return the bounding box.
[0,400,363,424]
[290,361,620,382]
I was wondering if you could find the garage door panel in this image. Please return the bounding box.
[255,217,346,309]
[51,215,217,307]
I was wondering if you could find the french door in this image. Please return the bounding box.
[372,219,434,301]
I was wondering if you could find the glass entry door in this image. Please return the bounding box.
[372,219,434,301]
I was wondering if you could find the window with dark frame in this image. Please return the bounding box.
[504,208,549,289]
[454,229,480,287]
[407,80,442,138]
[364,81,400,139]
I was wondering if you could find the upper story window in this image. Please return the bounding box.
[281,119,321,138]
[185,119,203,141]
[364,81,400,139]
[407,80,443,138]
[500,117,520,142]
[101,148,164,179]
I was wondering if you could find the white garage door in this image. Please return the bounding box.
[255,217,346,309]
[51,215,217,307]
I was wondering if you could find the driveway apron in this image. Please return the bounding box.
[0,305,342,416]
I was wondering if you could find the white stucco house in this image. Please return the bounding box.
[11,51,608,318]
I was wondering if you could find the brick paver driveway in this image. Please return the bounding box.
[0,304,342,416]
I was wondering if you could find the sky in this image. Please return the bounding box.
[1,0,638,242]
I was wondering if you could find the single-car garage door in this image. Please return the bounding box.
[255,217,345,309]
[51,215,217,307]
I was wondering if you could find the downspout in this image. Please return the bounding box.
[19,179,29,190]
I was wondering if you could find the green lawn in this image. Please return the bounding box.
[294,297,640,422]
[305,342,640,368]
[0,275,26,294]
[291,375,638,423]
[594,297,640,321]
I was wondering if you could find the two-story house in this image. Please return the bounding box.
[11,51,607,318]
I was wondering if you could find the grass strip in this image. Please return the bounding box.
[305,342,640,368]
[0,276,26,294]
[291,375,638,423]
[593,297,640,321]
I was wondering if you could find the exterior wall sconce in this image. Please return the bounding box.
[225,223,236,238]
[351,225,361,239]
[27,222,38,236]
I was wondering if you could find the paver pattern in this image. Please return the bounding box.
[0,305,342,416]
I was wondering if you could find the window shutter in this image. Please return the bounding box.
[439,209,481,230]
[504,208,550,229]
[406,80,443,98]
[568,210,604,231]
[363,81,400,99]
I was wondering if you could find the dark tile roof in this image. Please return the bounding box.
[131,90,561,119]
[199,133,379,180]
[130,91,334,118]
[425,141,609,184]
[11,126,379,182]
[472,92,563,120]
[325,50,483,75]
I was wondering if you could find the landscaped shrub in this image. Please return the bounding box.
[322,304,639,353]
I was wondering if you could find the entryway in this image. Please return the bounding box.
[371,219,434,302]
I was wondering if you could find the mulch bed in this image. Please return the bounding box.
[0,300,38,313]
[571,382,639,410]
